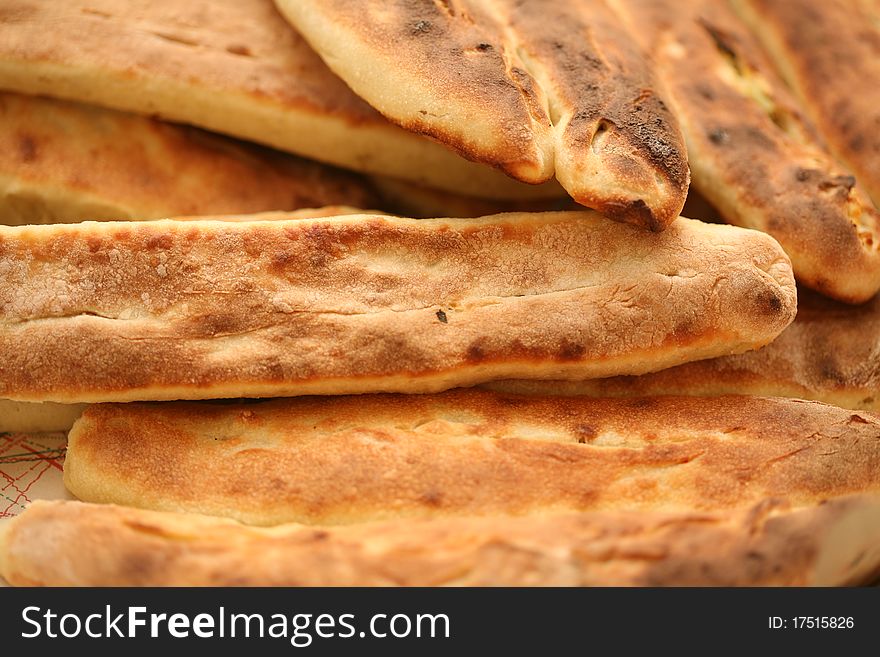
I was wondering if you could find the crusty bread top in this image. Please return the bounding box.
[0,0,562,200]
[610,0,880,303]
[732,0,880,209]
[5,496,880,586]
[0,91,378,225]
[65,393,880,526]
[276,0,689,229]
[0,212,795,402]
[490,286,880,411]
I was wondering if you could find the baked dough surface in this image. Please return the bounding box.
[64,393,880,526]
[491,288,880,411]
[0,212,796,402]
[0,92,378,226]
[276,0,689,228]
[4,495,880,586]
[733,0,880,209]
[610,0,880,302]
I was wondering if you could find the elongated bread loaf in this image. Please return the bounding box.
[732,0,880,209]
[0,91,378,225]
[277,0,689,229]
[4,496,880,586]
[0,0,561,201]
[609,0,880,303]
[490,288,880,411]
[64,393,880,526]
[0,212,795,403]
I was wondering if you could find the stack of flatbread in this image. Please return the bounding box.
[1,0,880,587]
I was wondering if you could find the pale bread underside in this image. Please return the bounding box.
[0,400,86,433]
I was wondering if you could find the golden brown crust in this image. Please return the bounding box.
[610,0,880,303]
[490,288,880,411]
[503,0,689,229]
[0,0,561,200]
[732,0,880,209]
[0,212,795,403]
[65,393,880,526]
[5,496,880,586]
[0,91,378,225]
[276,0,689,229]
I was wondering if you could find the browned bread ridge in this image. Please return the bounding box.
[64,393,880,526]
[0,0,561,200]
[0,91,379,225]
[4,496,880,586]
[732,0,880,209]
[276,0,689,229]
[490,288,880,411]
[609,0,880,303]
[0,212,795,403]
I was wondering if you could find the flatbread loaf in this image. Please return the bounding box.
[4,496,880,585]
[609,0,880,303]
[732,0,880,208]
[0,0,562,201]
[0,212,795,403]
[0,91,379,225]
[276,0,689,229]
[490,288,880,411]
[64,393,880,526]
